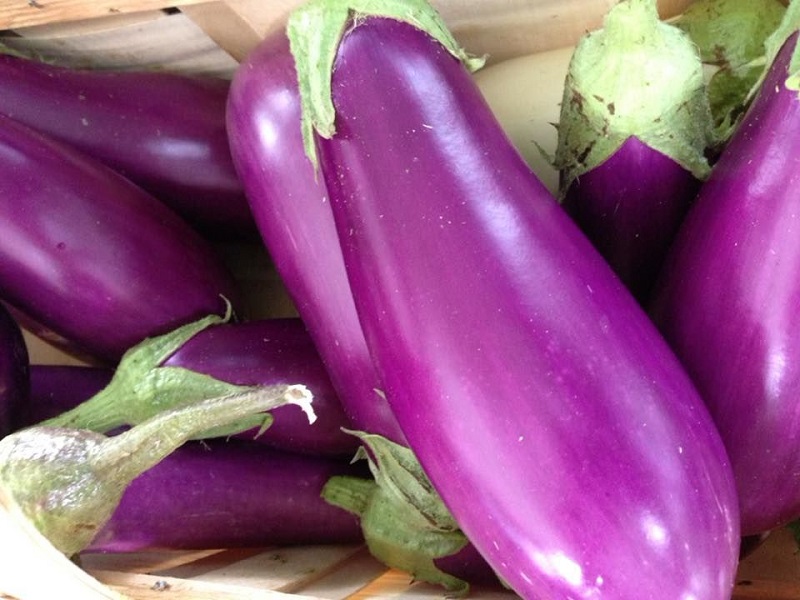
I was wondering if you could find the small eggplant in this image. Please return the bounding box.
[554,0,712,303]
[0,383,314,557]
[86,440,365,553]
[0,113,240,363]
[0,53,253,236]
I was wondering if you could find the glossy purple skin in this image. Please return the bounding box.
[227,33,406,444]
[17,320,358,456]
[164,319,357,456]
[0,304,29,438]
[562,136,701,303]
[650,33,800,536]
[84,439,365,553]
[0,54,253,236]
[0,114,240,364]
[318,17,740,599]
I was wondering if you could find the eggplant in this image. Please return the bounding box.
[288,1,740,598]
[227,27,405,445]
[86,440,365,553]
[228,26,504,590]
[25,319,357,457]
[0,382,314,557]
[650,17,800,536]
[0,54,253,236]
[554,0,712,303]
[0,113,240,363]
[0,304,28,439]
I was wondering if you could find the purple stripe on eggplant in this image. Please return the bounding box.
[310,14,738,600]
[85,439,366,553]
[0,113,240,363]
[226,33,406,445]
[650,31,800,536]
[0,54,253,237]
[0,304,28,439]
[561,136,701,302]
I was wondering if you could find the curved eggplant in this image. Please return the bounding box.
[86,440,365,552]
[650,25,800,536]
[227,30,405,444]
[0,304,28,439]
[290,2,740,598]
[0,54,253,236]
[0,113,240,363]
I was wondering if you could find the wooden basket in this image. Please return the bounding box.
[1,2,799,598]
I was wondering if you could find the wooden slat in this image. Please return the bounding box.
[2,9,237,77]
[0,0,210,31]
[92,570,324,600]
[180,2,261,62]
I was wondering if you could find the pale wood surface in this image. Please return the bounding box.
[0,0,208,30]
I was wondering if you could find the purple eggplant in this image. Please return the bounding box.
[0,54,253,236]
[0,304,28,439]
[228,27,501,590]
[227,29,405,445]
[0,113,240,364]
[26,319,358,457]
[554,0,712,303]
[86,439,365,552]
[650,19,800,536]
[288,1,740,598]
[0,381,314,557]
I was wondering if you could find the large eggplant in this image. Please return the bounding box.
[0,54,252,236]
[0,113,239,363]
[650,20,800,536]
[227,28,405,443]
[288,1,741,598]
[86,440,365,552]
[24,319,358,457]
[0,304,28,439]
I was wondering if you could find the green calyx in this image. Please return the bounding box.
[676,0,785,69]
[322,431,471,594]
[554,0,712,197]
[286,0,485,171]
[40,301,273,440]
[761,0,800,93]
[675,0,785,140]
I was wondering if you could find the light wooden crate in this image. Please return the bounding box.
[1,2,799,599]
